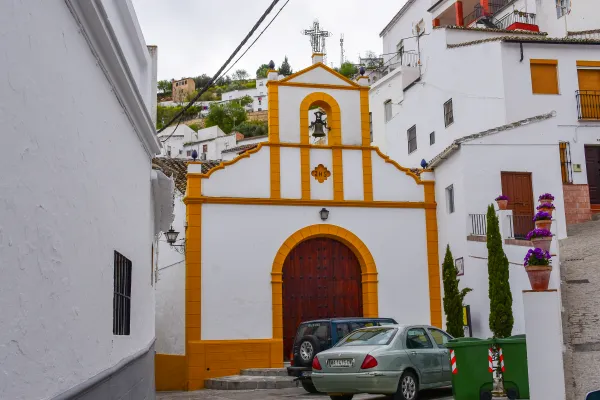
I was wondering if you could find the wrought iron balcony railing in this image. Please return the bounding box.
[577,90,600,120]
[496,10,536,30]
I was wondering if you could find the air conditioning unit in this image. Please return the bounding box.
[200,153,207,161]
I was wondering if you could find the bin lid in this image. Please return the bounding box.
[496,335,526,344]
[448,337,494,347]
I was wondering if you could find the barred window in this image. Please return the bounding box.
[407,125,417,154]
[444,99,454,127]
[113,251,132,335]
[559,142,573,183]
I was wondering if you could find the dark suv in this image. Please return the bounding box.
[286,317,397,393]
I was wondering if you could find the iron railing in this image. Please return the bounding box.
[469,214,487,236]
[464,0,517,27]
[576,90,600,120]
[510,214,535,240]
[496,11,536,30]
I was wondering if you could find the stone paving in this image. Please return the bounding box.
[156,387,453,400]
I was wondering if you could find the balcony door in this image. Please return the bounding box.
[578,69,600,119]
[501,172,535,239]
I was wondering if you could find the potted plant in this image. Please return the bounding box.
[536,202,556,216]
[538,193,555,205]
[533,211,552,230]
[524,248,552,291]
[526,228,553,251]
[495,195,509,210]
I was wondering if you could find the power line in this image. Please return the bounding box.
[157,0,284,137]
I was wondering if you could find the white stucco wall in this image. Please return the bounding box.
[155,194,186,355]
[200,204,430,340]
[0,1,158,398]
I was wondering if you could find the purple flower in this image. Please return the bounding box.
[536,203,555,210]
[526,229,552,240]
[538,193,555,201]
[495,195,509,201]
[524,247,552,267]
[533,211,551,221]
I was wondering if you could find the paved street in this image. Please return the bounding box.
[157,387,453,400]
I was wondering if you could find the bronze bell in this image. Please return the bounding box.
[310,111,328,138]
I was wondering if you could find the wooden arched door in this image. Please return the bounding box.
[282,237,362,360]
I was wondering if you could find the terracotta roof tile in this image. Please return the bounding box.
[151,157,221,193]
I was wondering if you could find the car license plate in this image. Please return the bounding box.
[328,359,353,368]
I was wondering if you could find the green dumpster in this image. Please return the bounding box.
[447,337,494,400]
[497,335,530,400]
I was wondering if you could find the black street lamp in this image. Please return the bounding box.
[319,208,330,221]
[164,226,180,246]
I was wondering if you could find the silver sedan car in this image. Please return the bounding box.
[311,324,453,400]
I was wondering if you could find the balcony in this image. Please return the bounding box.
[577,90,600,120]
[469,212,534,241]
[463,1,538,32]
[495,10,537,31]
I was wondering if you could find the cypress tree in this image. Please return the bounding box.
[487,204,514,338]
[442,245,470,338]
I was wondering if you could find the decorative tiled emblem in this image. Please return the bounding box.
[311,164,331,183]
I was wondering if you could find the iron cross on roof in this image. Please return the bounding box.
[303,19,332,54]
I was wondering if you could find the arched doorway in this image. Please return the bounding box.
[282,237,363,360]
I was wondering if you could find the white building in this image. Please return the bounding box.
[220,78,270,112]
[221,135,270,161]
[158,124,200,159]
[183,126,237,161]
[370,0,600,338]
[0,1,174,400]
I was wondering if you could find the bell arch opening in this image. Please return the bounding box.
[299,92,341,146]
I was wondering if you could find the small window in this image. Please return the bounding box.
[187,150,191,157]
[384,100,393,122]
[559,142,573,184]
[369,112,373,143]
[444,99,454,127]
[259,99,262,105]
[406,328,433,349]
[179,149,183,155]
[428,328,453,347]
[556,0,569,17]
[260,81,264,86]
[258,108,262,111]
[430,131,435,145]
[203,144,208,152]
[446,184,455,214]
[530,60,559,94]
[113,251,132,335]
[407,125,417,154]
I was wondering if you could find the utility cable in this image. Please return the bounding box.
[158,0,283,138]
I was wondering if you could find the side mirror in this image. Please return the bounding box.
[586,390,600,400]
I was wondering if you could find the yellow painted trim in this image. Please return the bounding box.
[300,92,342,146]
[270,81,367,91]
[268,84,279,143]
[271,224,379,341]
[312,52,324,57]
[530,59,558,65]
[186,196,433,209]
[271,146,281,199]
[156,354,186,391]
[360,91,370,146]
[576,60,600,67]
[362,150,373,202]
[267,69,278,73]
[357,75,369,80]
[373,147,428,185]
[332,148,344,200]
[274,143,372,150]
[279,62,362,88]
[301,147,311,199]
[424,182,442,328]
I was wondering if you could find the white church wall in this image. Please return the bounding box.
[310,149,334,200]
[277,84,363,145]
[280,147,302,199]
[371,151,425,202]
[287,67,353,86]
[342,150,365,201]
[200,204,431,340]
[202,146,270,198]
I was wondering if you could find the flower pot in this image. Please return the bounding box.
[539,199,553,205]
[538,207,554,216]
[525,265,552,291]
[496,199,508,210]
[535,220,552,230]
[531,237,552,252]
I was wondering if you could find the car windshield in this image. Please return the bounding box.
[336,327,397,347]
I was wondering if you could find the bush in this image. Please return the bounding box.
[442,245,471,338]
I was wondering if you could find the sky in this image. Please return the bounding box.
[130,0,406,81]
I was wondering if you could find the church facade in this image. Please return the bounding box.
[156,55,442,391]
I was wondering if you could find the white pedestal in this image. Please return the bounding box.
[523,290,566,400]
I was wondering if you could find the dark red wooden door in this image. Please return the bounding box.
[585,146,600,204]
[282,238,362,360]
[501,172,535,239]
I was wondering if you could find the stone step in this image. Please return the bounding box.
[204,375,298,390]
[240,368,288,377]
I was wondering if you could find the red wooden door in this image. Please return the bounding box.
[282,237,362,360]
[585,146,600,204]
[501,172,535,239]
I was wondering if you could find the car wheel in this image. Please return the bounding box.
[329,396,353,400]
[301,380,319,393]
[297,335,321,367]
[394,370,419,400]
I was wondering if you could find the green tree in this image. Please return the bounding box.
[338,62,358,78]
[204,102,247,134]
[487,204,514,338]
[157,104,202,130]
[232,69,249,82]
[256,64,270,79]
[238,95,254,107]
[193,74,211,89]
[442,245,471,338]
[279,56,293,76]
[236,120,268,137]
[157,80,172,94]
